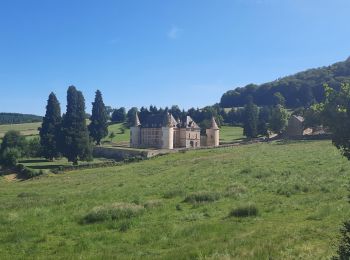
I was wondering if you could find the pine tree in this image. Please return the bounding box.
[39,93,61,160]
[88,90,108,144]
[61,86,92,165]
[243,100,259,138]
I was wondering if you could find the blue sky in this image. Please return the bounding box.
[0,0,350,115]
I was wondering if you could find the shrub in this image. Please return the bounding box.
[184,191,221,204]
[15,164,44,179]
[229,204,259,218]
[83,203,144,223]
[0,148,21,167]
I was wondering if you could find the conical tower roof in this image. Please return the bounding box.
[134,112,141,127]
[211,117,219,130]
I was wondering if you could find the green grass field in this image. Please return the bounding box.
[0,122,244,146]
[219,125,244,143]
[1,140,349,259]
[0,122,41,139]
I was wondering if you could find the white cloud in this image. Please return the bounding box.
[167,25,182,40]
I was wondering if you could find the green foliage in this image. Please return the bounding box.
[39,92,62,160]
[61,86,92,164]
[273,92,286,106]
[126,107,139,127]
[111,107,126,123]
[25,137,42,158]
[88,90,108,145]
[269,105,289,134]
[258,106,271,136]
[15,164,44,179]
[0,113,42,125]
[220,57,350,108]
[321,83,350,159]
[0,130,27,155]
[333,221,350,260]
[229,204,259,218]
[243,101,259,138]
[304,105,323,128]
[0,148,21,167]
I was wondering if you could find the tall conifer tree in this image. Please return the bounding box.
[61,86,92,164]
[243,99,259,138]
[88,90,108,145]
[39,92,62,160]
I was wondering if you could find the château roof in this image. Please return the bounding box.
[211,117,219,130]
[134,112,141,127]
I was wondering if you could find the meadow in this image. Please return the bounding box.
[0,122,41,139]
[0,140,349,259]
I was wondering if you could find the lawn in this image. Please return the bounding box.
[0,140,349,259]
[219,125,244,143]
[103,123,130,144]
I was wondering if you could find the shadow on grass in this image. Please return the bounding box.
[26,165,64,170]
[19,159,49,163]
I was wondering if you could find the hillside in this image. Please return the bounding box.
[0,140,349,259]
[220,57,350,108]
[0,113,42,125]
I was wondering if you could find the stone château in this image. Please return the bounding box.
[130,112,219,149]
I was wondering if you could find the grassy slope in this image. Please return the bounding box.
[0,140,349,259]
[0,122,41,138]
[219,126,244,143]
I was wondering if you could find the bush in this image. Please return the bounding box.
[0,148,21,167]
[229,204,259,218]
[15,164,44,179]
[184,191,221,204]
[25,137,42,157]
[83,203,144,223]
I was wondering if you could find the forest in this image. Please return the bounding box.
[220,57,350,108]
[0,113,42,125]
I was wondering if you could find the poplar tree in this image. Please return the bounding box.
[39,92,62,160]
[88,90,108,145]
[61,86,92,164]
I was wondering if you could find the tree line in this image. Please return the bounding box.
[220,57,350,109]
[0,113,42,125]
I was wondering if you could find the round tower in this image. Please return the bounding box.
[130,112,141,148]
[206,117,220,147]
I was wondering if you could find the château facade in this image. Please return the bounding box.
[130,112,219,150]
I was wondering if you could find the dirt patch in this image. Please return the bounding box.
[4,174,17,182]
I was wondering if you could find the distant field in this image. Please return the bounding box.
[1,140,349,259]
[103,123,244,146]
[0,122,243,145]
[0,122,41,139]
[220,125,244,143]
